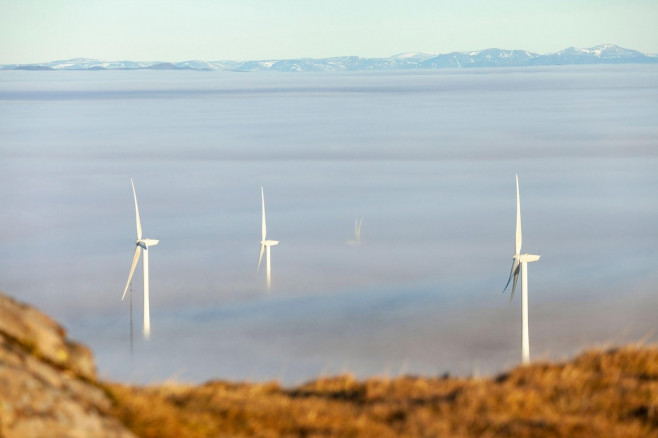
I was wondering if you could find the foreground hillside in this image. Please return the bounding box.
[1,291,657,438]
[108,346,658,438]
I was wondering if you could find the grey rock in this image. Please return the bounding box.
[0,292,135,438]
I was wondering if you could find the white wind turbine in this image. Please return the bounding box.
[258,186,279,289]
[346,217,363,244]
[503,174,540,365]
[122,178,159,340]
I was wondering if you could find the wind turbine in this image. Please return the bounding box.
[503,174,540,365]
[346,217,363,245]
[258,186,279,289]
[122,178,159,340]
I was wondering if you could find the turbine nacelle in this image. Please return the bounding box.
[517,253,540,263]
[137,238,160,249]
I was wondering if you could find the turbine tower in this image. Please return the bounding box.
[122,178,159,340]
[258,186,279,289]
[503,174,540,365]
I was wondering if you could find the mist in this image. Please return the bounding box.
[1,65,656,384]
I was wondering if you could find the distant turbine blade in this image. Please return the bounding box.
[122,246,141,301]
[515,174,522,255]
[257,244,265,271]
[502,258,519,293]
[510,265,520,302]
[131,178,143,240]
[261,186,267,241]
[356,217,363,241]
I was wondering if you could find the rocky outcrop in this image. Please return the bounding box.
[0,292,135,438]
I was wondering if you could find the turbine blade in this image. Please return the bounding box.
[131,178,143,240]
[261,186,267,241]
[510,266,520,302]
[502,259,516,293]
[503,258,521,301]
[122,246,141,301]
[257,244,265,271]
[515,174,522,255]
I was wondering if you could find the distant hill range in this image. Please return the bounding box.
[2,44,657,72]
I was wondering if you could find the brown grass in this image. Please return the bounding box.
[105,345,658,437]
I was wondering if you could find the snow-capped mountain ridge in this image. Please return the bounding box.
[557,44,637,57]
[391,52,437,61]
[2,45,655,72]
[525,44,652,66]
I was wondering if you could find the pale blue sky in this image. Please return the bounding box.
[1,0,657,63]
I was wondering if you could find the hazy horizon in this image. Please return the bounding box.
[1,42,656,66]
[1,65,657,385]
[2,1,657,64]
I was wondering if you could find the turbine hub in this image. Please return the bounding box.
[137,238,159,249]
[519,253,541,263]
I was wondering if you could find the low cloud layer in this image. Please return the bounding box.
[1,66,656,383]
